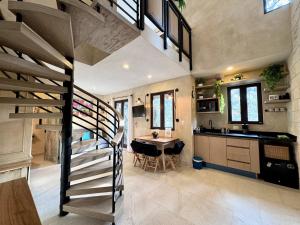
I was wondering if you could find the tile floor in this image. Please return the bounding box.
[29,152,300,225]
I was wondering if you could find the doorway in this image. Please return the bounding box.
[115,99,129,148]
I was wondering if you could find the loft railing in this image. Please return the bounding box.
[145,0,192,70]
[79,0,145,30]
[78,0,192,70]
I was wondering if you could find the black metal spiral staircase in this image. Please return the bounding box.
[0,0,192,224]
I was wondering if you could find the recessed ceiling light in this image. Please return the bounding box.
[123,63,130,70]
[147,74,152,79]
[227,66,234,71]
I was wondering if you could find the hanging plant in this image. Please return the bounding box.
[260,64,284,91]
[174,0,186,12]
[214,80,225,114]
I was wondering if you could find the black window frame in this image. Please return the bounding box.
[150,90,175,130]
[227,83,263,125]
[263,0,290,14]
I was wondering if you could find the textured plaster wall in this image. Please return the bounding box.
[100,76,196,165]
[287,0,300,176]
[184,0,292,74]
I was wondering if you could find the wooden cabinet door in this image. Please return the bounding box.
[209,137,227,166]
[250,140,260,173]
[194,136,210,162]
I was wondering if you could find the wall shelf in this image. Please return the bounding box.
[264,99,290,104]
[197,111,220,114]
[197,97,218,101]
[264,85,289,92]
[195,84,215,89]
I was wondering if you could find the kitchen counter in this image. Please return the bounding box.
[193,129,297,143]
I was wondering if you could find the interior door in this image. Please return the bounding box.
[115,100,128,148]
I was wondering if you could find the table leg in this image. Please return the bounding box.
[162,147,166,172]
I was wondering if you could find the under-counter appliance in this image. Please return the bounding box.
[260,139,299,189]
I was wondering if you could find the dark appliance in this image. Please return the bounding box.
[132,105,145,117]
[260,139,299,189]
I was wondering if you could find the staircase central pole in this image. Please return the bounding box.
[59,57,74,216]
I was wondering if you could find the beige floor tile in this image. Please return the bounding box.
[29,151,300,225]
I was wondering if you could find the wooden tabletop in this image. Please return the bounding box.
[0,178,42,225]
[135,135,178,143]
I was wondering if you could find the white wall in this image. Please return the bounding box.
[184,0,292,75]
[287,0,300,176]
[100,75,196,165]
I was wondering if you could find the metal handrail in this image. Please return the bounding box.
[73,85,124,146]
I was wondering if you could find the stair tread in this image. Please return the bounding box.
[9,1,74,58]
[0,21,72,69]
[0,97,65,106]
[36,124,62,131]
[9,113,63,119]
[69,160,113,181]
[66,185,123,196]
[0,53,70,81]
[71,148,113,168]
[70,175,113,190]
[72,139,108,154]
[0,77,67,94]
[63,196,121,222]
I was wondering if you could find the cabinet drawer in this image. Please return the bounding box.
[227,146,250,163]
[227,160,251,171]
[227,138,250,148]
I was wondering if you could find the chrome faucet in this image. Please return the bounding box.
[209,120,213,130]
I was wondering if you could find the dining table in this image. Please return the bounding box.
[134,135,179,172]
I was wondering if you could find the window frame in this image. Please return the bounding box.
[150,90,175,130]
[263,0,290,14]
[227,83,263,125]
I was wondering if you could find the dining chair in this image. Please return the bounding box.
[131,141,145,167]
[143,143,162,173]
[165,141,185,169]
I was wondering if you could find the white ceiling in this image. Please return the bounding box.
[74,36,190,95]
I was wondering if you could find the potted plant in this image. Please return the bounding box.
[260,64,284,91]
[152,131,159,139]
[174,0,186,11]
[214,80,225,114]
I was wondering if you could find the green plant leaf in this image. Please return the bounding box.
[260,64,284,90]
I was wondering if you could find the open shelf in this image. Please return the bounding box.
[195,84,215,89]
[197,111,220,114]
[264,99,290,104]
[197,97,218,101]
[264,85,289,93]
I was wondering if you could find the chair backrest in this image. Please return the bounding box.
[173,141,185,155]
[131,140,144,154]
[142,143,161,157]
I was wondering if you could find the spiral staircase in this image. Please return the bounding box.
[0,0,192,224]
[0,0,137,224]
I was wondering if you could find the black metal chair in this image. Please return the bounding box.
[165,141,185,169]
[131,140,145,167]
[142,143,162,172]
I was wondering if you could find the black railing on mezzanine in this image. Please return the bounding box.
[145,0,192,70]
[79,0,192,70]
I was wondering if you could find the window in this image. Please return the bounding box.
[263,0,290,13]
[227,83,263,124]
[151,90,175,130]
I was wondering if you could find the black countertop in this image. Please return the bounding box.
[194,129,297,143]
